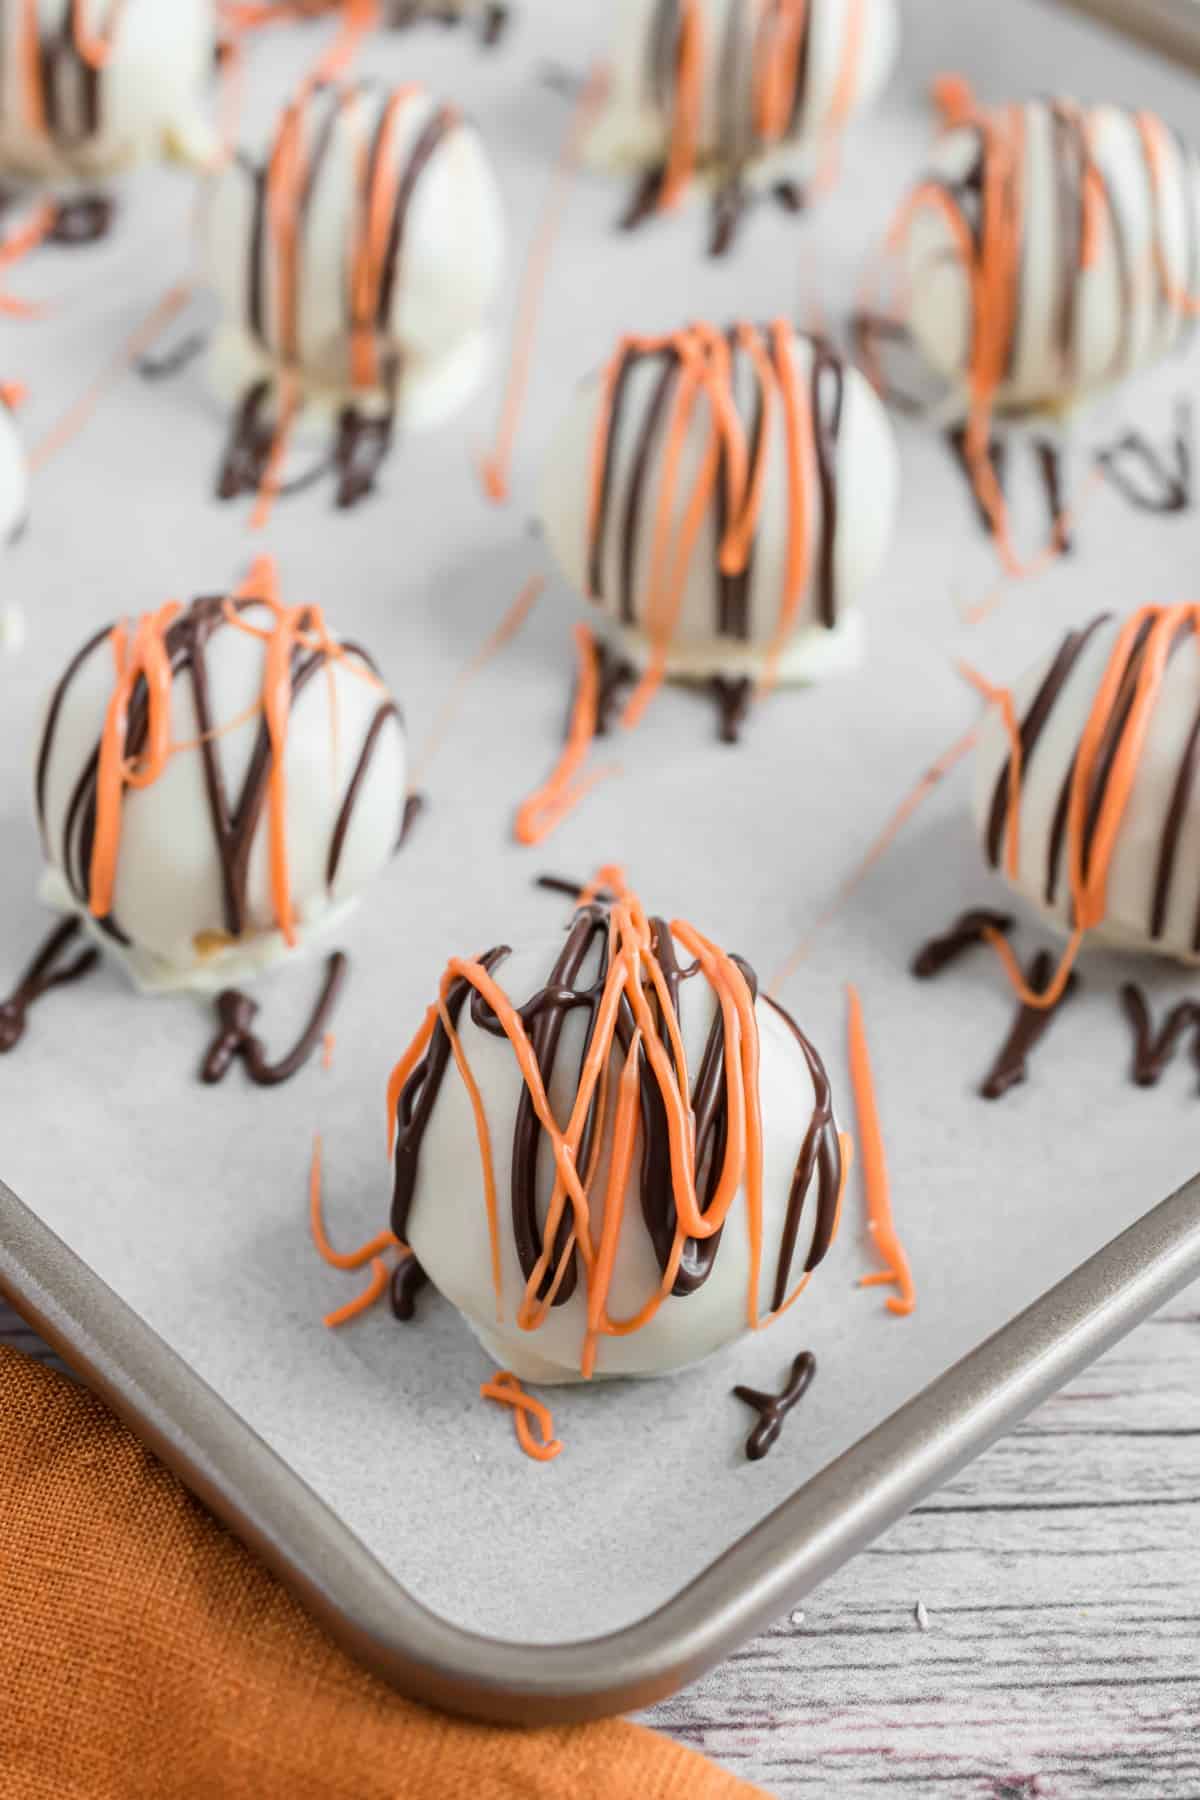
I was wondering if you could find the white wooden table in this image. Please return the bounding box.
[4,1293,1197,1797]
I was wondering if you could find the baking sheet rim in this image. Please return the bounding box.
[2,1170,1198,1727]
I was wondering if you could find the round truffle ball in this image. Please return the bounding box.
[35,588,407,991]
[391,904,843,1382]
[0,0,214,181]
[591,0,899,190]
[205,79,505,426]
[973,607,1200,964]
[539,321,899,684]
[903,97,1200,416]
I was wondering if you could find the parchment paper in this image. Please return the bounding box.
[2,0,1198,1646]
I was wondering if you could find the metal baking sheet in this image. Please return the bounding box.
[1051,0,1200,68]
[3,0,1200,1722]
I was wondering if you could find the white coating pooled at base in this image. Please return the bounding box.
[206,321,497,441]
[0,0,215,180]
[589,0,899,190]
[402,933,836,1383]
[905,99,1200,415]
[972,614,1200,965]
[204,82,504,416]
[538,329,898,683]
[35,601,408,993]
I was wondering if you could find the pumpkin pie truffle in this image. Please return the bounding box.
[34,566,407,992]
[899,91,1200,425]
[205,78,505,458]
[539,319,899,701]
[388,880,846,1382]
[974,604,1200,976]
[591,0,899,251]
[0,0,214,181]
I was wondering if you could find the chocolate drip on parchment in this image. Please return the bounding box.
[47,193,114,245]
[911,909,1014,980]
[711,676,752,744]
[979,948,1078,1101]
[1120,985,1200,1089]
[200,951,347,1088]
[733,1350,817,1462]
[390,1255,430,1320]
[384,1,508,41]
[397,791,425,851]
[390,905,842,1319]
[912,914,1074,1101]
[35,594,398,952]
[1096,400,1193,515]
[0,918,99,1054]
[945,429,1070,552]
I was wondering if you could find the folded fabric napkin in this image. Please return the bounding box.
[0,1347,758,1799]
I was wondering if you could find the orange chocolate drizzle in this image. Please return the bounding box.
[845,983,913,1317]
[517,319,847,842]
[34,559,398,957]
[886,85,1200,577]
[221,0,508,45]
[387,883,846,1386]
[632,0,867,254]
[973,603,1200,1009]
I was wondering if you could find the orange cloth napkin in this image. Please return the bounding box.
[0,1347,760,1799]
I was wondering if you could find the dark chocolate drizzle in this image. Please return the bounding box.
[217,381,332,503]
[390,905,842,1321]
[1120,984,1200,1089]
[201,952,347,1088]
[398,791,425,850]
[594,641,637,736]
[390,1255,430,1320]
[912,909,1014,980]
[35,594,400,952]
[733,1350,817,1462]
[1096,400,1193,515]
[47,193,114,245]
[980,948,1078,1101]
[383,0,508,42]
[137,331,209,382]
[947,425,1008,537]
[0,918,100,1054]
[1034,439,1072,553]
[711,676,752,744]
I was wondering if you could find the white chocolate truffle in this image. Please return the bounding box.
[390,898,843,1383]
[35,585,407,992]
[973,606,1200,964]
[539,321,899,685]
[591,0,898,198]
[205,79,505,426]
[0,0,214,181]
[903,95,1200,416]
